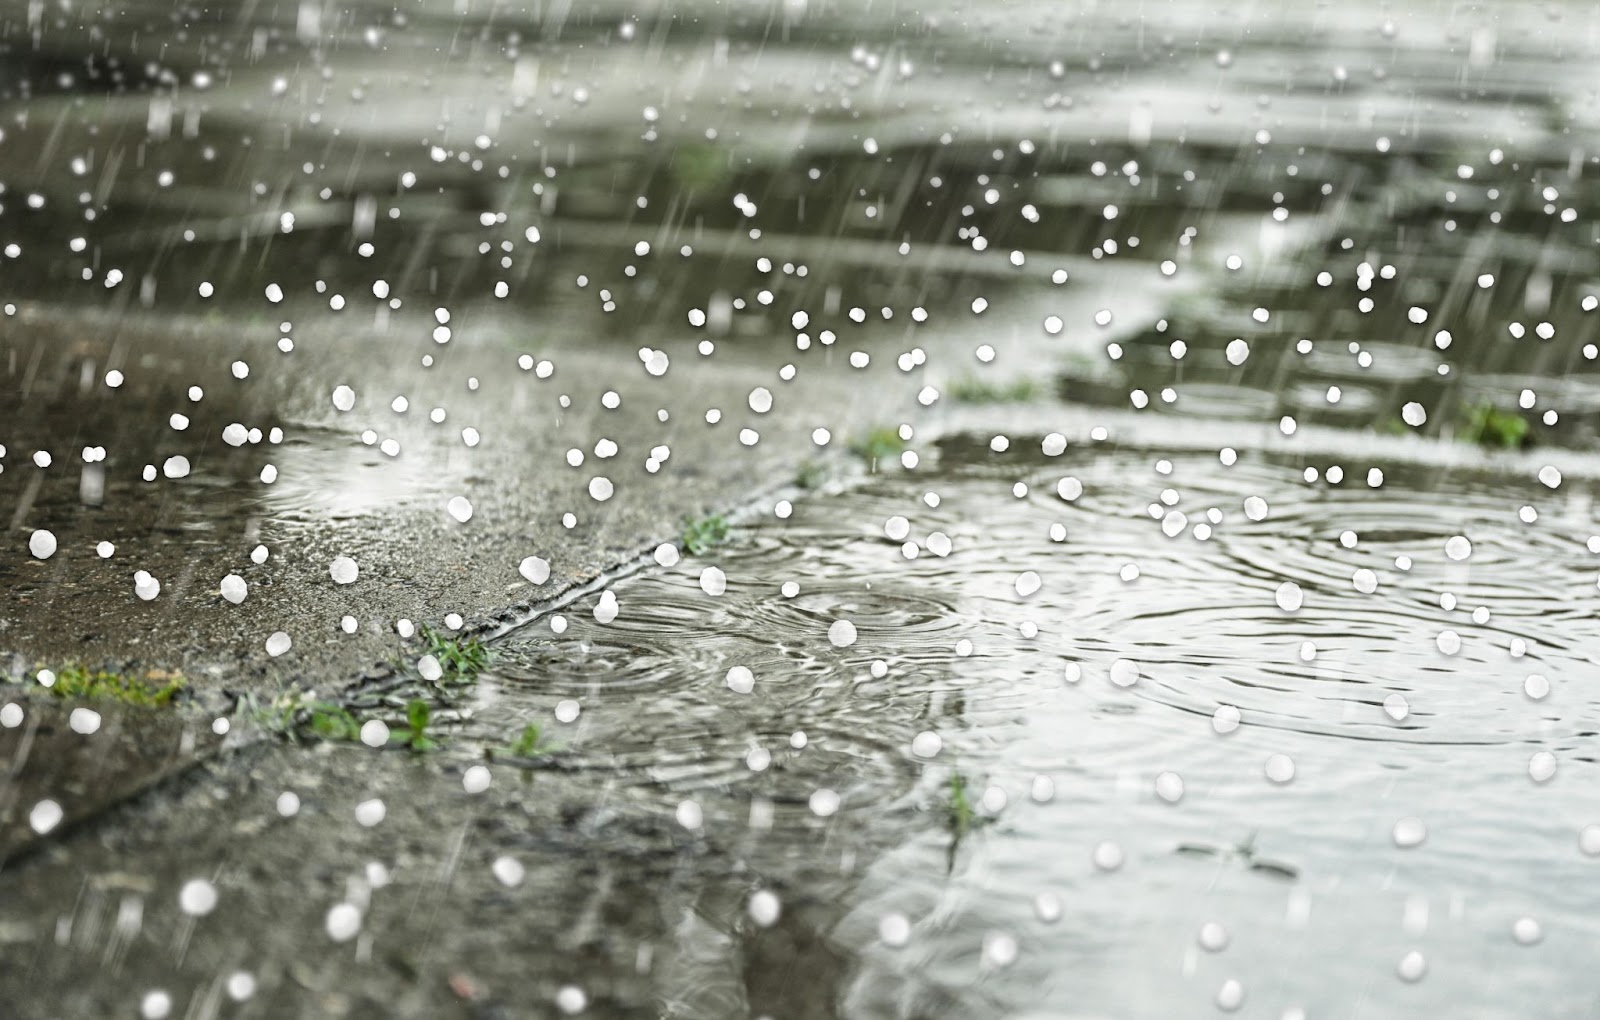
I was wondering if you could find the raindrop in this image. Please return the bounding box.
[179,879,218,917]
[1275,581,1303,612]
[326,903,362,942]
[28,530,56,559]
[1393,817,1427,847]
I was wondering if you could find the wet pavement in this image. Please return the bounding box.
[5,0,1600,1017]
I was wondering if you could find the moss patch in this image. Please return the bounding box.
[34,666,185,707]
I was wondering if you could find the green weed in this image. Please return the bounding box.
[501,722,552,758]
[946,771,977,837]
[1462,403,1530,450]
[680,513,731,555]
[34,666,185,707]
[389,699,439,752]
[794,459,828,490]
[849,427,906,472]
[946,376,1039,404]
[671,142,730,192]
[421,625,490,682]
[307,702,362,742]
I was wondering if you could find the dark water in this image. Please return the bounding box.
[3,1,1600,1017]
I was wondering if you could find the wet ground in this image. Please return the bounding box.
[3,0,1600,1017]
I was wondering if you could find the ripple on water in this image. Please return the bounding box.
[468,436,1598,1020]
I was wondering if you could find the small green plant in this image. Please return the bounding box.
[946,771,976,837]
[508,723,549,757]
[794,459,828,490]
[680,513,731,554]
[421,626,490,681]
[389,699,439,752]
[671,142,729,192]
[35,666,185,707]
[1374,415,1409,437]
[849,427,906,472]
[308,702,362,742]
[1462,403,1530,450]
[946,376,1039,404]
[241,690,302,737]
